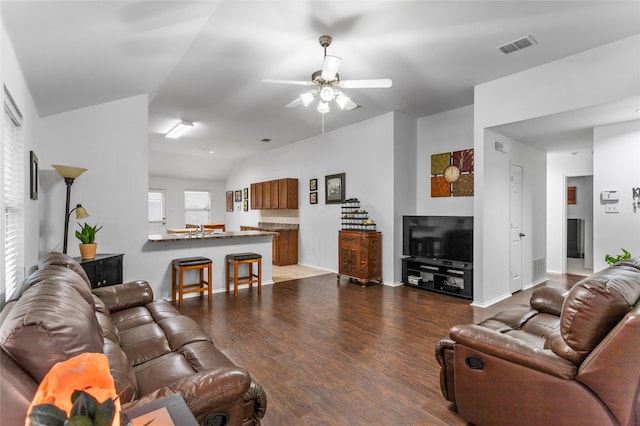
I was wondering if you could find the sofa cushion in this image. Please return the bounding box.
[177,341,236,372]
[549,258,640,364]
[119,323,172,366]
[38,251,92,289]
[133,352,196,396]
[0,277,103,382]
[158,316,212,351]
[111,306,154,331]
[93,295,120,344]
[103,339,138,403]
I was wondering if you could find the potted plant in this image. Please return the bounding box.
[605,248,631,265]
[76,222,102,260]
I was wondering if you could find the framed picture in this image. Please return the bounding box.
[226,191,233,212]
[310,192,318,204]
[243,187,248,199]
[234,190,242,202]
[243,200,249,211]
[310,178,317,191]
[568,186,577,204]
[29,151,38,200]
[325,173,345,204]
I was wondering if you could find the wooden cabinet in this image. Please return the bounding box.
[272,229,298,266]
[241,226,298,266]
[249,178,298,210]
[338,231,382,287]
[278,178,298,209]
[263,181,271,209]
[270,180,279,207]
[74,253,124,289]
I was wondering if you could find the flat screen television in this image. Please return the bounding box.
[403,215,473,264]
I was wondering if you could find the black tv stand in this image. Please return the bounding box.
[402,257,473,300]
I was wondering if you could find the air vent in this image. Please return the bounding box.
[497,35,537,55]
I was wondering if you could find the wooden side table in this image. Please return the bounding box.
[74,253,123,289]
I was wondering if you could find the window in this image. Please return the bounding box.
[185,190,210,225]
[2,86,24,305]
[148,189,166,235]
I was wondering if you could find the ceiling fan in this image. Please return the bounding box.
[261,35,392,114]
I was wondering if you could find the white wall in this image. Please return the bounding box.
[474,34,640,306]
[547,150,593,272]
[148,176,226,230]
[593,119,640,271]
[36,95,150,280]
[1,25,40,273]
[225,112,402,283]
[416,105,474,216]
[393,112,417,283]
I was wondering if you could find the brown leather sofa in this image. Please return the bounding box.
[435,257,640,426]
[0,252,266,426]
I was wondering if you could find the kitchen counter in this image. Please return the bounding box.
[144,230,276,298]
[148,230,276,243]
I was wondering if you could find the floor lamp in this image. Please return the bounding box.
[52,165,89,254]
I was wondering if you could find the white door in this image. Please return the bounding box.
[510,164,524,293]
[148,189,167,235]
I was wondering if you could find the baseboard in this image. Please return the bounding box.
[471,292,512,308]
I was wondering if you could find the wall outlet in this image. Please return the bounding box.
[605,204,619,213]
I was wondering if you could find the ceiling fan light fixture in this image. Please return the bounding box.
[335,92,351,109]
[317,101,330,114]
[321,55,341,80]
[319,86,335,102]
[165,120,193,139]
[300,91,315,107]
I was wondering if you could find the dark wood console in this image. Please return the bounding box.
[74,253,124,289]
[402,257,472,299]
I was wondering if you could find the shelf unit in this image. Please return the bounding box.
[341,198,376,232]
[402,257,472,299]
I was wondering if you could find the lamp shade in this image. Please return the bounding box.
[52,165,87,179]
[74,204,90,219]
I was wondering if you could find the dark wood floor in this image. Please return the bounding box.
[177,273,583,425]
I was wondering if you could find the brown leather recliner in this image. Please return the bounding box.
[435,257,640,426]
[0,252,266,426]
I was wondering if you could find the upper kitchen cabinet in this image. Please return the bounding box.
[250,178,298,209]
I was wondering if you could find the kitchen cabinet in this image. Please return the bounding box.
[278,178,298,209]
[337,231,382,287]
[241,225,298,266]
[249,178,298,209]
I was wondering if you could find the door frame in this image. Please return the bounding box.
[561,172,593,274]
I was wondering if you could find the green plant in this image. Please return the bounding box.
[29,390,127,426]
[605,248,631,265]
[75,222,102,244]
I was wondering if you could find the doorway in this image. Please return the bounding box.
[565,175,593,276]
[510,163,524,293]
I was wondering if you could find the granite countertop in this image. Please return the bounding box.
[255,222,299,231]
[148,230,276,243]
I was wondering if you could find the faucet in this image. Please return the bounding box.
[200,224,205,236]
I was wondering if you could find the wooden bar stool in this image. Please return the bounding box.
[171,257,212,307]
[225,253,262,297]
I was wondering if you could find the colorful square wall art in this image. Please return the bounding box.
[430,149,474,197]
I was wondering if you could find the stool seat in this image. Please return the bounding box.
[171,257,212,307]
[225,253,262,261]
[225,253,262,297]
[172,256,212,266]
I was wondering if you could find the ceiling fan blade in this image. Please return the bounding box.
[261,78,314,86]
[340,78,393,89]
[321,55,341,80]
[285,97,302,108]
[344,99,359,111]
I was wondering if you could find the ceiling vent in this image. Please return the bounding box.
[497,35,537,55]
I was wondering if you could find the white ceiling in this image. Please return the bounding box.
[3,1,639,180]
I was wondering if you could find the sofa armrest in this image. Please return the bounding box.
[434,338,456,404]
[123,367,250,421]
[92,281,153,312]
[529,287,567,316]
[450,324,577,379]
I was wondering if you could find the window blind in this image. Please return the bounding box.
[3,86,24,304]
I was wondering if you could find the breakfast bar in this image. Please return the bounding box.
[146,230,277,299]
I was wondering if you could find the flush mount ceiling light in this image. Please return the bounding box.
[165,120,194,139]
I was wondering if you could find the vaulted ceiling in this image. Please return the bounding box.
[3,1,639,179]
